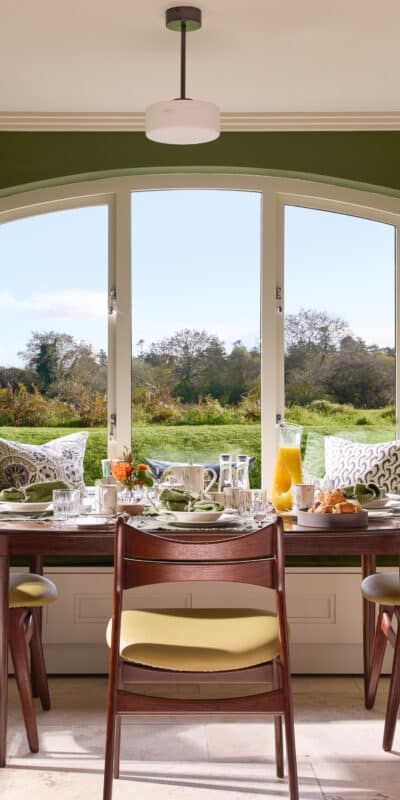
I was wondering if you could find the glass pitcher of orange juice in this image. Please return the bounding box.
[271,422,303,511]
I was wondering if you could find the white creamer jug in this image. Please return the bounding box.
[163,463,217,495]
[95,484,118,515]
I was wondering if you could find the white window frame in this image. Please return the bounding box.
[0,173,399,489]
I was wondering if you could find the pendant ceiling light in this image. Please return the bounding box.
[145,6,220,145]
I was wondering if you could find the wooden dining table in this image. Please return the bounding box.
[1,515,400,766]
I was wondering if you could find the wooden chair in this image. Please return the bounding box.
[361,571,400,751]
[9,572,58,752]
[103,516,298,800]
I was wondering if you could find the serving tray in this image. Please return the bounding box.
[297,509,368,528]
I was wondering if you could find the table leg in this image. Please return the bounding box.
[0,549,9,766]
[29,557,43,697]
[361,553,376,707]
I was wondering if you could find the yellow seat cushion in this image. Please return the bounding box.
[361,572,400,606]
[106,609,280,672]
[9,573,58,608]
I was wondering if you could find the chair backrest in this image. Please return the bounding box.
[113,516,285,594]
[109,517,291,683]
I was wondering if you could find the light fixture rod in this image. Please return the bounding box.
[146,7,220,145]
[180,20,187,99]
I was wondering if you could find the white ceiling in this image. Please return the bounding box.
[1,0,400,125]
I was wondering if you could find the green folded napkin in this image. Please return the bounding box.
[0,480,70,504]
[162,500,189,511]
[341,482,385,504]
[24,480,70,503]
[0,487,25,502]
[192,500,224,512]
[158,488,224,513]
[159,487,200,511]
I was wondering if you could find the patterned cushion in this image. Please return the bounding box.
[0,432,88,491]
[144,457,256,481]
[324,436,400,493]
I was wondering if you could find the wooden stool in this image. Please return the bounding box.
[9,573,58,752]
[361,571,400,751]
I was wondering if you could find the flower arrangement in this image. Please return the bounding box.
[110,450,154,490]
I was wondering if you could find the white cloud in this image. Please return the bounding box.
[0,289,107,320]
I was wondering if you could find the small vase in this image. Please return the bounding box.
[118,485,145,505]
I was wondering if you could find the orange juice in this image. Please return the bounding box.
[271,446,302,511]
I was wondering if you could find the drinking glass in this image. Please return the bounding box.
[218,453,233,491]
[101,459,113,478]
[52,489,81,521]
[251,489,270,525]
[236,454,250,490]
[238,489,256,524]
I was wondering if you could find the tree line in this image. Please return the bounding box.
[0,309,395,415]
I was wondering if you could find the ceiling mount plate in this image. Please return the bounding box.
[166,6,202,32]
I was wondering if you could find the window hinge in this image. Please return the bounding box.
[108,288,117,316]
[275,286,282,313]
[109,413,117,440]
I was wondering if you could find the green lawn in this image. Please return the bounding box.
[0,414,396,486]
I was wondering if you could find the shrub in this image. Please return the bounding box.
[355,416,369,426]
[59,385,107,427]
[236,391,261,421]
[0,384,72,427]
[380,405,396,421]
[178,397,239,425]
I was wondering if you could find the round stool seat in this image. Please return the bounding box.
[9,573,58,608]
[361,572,400,606]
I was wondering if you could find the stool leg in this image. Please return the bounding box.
[29,557,43,698]
[9,609,39,753]
[29,608,51,711]
[383,624,400,752]
[366,606,391,710]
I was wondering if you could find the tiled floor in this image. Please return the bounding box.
[1,676,399,799]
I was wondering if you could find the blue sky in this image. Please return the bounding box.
[284,205,395,349]
[0,191,395,367]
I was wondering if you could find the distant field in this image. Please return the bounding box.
[0,406,396,486]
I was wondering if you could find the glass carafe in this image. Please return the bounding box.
[218,453,233,491]
[236,454,250,490]
[271,423,303,511]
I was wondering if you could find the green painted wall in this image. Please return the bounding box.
[0,131,400,194]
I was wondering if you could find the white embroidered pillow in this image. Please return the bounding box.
[0,432,88,491]
[324,436,400,493]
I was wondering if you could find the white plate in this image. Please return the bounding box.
[367,509,400,519]
[169,518,242,529]
[171,510,224,523]
[363,497,400,510]
[360,494,390,509]
[0,501,52,513]
[76,516,115,529]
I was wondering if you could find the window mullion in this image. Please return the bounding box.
[108,189,132,457]
[261,187,282,491]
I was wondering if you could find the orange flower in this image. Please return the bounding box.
[136,464,150,471]
[110,461,132,483]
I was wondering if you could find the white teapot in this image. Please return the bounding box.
[163,463,217,495]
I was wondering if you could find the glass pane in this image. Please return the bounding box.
[284,205,396,479]
[131,189,261,487]
[0,206,108,484]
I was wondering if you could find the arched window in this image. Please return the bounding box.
[0,174,398,488]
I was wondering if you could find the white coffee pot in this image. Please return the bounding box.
[163,463,217,495]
